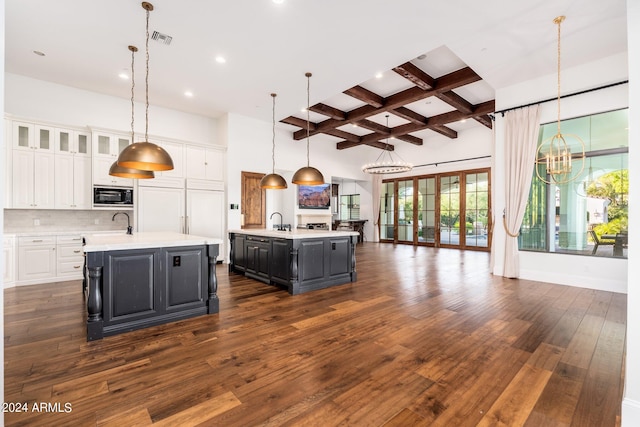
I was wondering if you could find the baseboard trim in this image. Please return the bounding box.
[622,398,640,426]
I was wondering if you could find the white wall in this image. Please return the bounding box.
[622,1,640,424]
[493,53,629,294]
[5,73,218,145]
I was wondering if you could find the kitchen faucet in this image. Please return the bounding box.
[270,211,283,231]
[112,212,132,235]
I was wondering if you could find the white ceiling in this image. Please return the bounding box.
[4,0,628,134]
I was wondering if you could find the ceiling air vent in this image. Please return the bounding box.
[151,31,172,45]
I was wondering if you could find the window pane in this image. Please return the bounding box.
[520,109,628,258]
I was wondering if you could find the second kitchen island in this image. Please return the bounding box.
[229,229,359,295]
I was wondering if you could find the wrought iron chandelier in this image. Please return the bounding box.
[361,115,413,174]
[535,16,585,184]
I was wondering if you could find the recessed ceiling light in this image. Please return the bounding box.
[460,119,467,123]
[215,56,226,64]
[375,72,383,79]
[417,54,427,60]
[272,0,284,4]
[118,72,129,80]
[184,91,193,97]
[301,107,307,113]
[33,50,45,57]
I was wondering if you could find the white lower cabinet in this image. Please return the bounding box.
[137,187,186,233]
[14,234,84,285]
[17,236,57,283]
[3,235,16,287]
[56,235,84,279]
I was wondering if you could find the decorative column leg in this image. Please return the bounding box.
[350,235,357,282]
[207,244,220,314]
[86,266,104,341]
[289,246,299,295]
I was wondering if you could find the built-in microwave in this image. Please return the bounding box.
[93,186,133,208]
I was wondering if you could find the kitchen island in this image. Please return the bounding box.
[83,232,222,341]
[229,228,359,295]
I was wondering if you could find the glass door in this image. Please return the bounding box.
[439,174,461,246]
[380,182,395,241]
[465,171,490,248]
[397,180,414,243]
[417,177,436,244]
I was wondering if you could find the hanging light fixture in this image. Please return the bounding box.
[110,45,155,179]
[116,2,174,172]
[292,72,325,185]
[361,115,413,174]
[535,16,585,184]
[260,93,288,189]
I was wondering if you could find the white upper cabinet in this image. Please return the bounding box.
[55,129,91,157]
[185,145,224,182]
[12,122,55,152]
[92,131,133,187]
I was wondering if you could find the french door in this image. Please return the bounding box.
[380,168,491,251]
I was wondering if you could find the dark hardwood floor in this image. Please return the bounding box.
[4,243,625,426]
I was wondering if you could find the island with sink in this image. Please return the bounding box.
[82,231,222,341]
[228,228,359,295]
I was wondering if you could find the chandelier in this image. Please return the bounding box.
[116,2,174,172]
[535,16,585,184]
[361,115,413,174]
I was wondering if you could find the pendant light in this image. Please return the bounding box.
[292,72,325,185]
[535,16,585,184]
[110,45,155,179]
[116,2,174,172]
[361,115,413,174]
[260,93,288,189]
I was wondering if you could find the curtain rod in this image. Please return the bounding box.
[414,155,491,168]
[492,80,628,118]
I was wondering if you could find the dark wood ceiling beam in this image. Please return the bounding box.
[391,107,426,125]
[474,114,493,129]
[352,119,423,146]
[336,140,394,151]
[430,125,458,139]
[309,103,346,120]
[343,86,384,107]
[280,116,316,131]
[393,62,436,90]
[392,100,495,135]
[436,91,474,114]
[324,128,361,142]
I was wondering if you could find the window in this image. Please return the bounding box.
[520,109,628,258]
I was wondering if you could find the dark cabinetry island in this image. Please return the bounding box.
[83,232,222,341]
[229,229,359,295]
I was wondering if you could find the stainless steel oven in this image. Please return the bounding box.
[93,186,133,208]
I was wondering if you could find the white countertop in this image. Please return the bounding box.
[228,228,359,240]
[83,231,223,252]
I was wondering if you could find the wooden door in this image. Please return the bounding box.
[241,171,265,229]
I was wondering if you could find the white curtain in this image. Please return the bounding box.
[372,174,382,242]
[503,105,541,278]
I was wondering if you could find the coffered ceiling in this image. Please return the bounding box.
[281,46,494,151]
[4,0,628,150]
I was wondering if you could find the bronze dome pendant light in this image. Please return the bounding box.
[292,72,325,185]
[116,2,174,172]
[260,93,288,189]
[109,45,154,179]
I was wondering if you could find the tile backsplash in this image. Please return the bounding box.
[4,209,135,233]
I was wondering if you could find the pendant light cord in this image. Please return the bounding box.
[306,72,311,168]
[555,16,564,135]
[129,46,136,142]
[271,93,276,174]
[144,4,151,142]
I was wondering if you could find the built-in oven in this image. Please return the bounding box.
[93,186,133,208]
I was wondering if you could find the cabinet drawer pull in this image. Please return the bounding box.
[32,239,43,243]
[73,266,81,269]
[73,250,81,253]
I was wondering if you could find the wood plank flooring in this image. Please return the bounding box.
[4,243,626,426]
